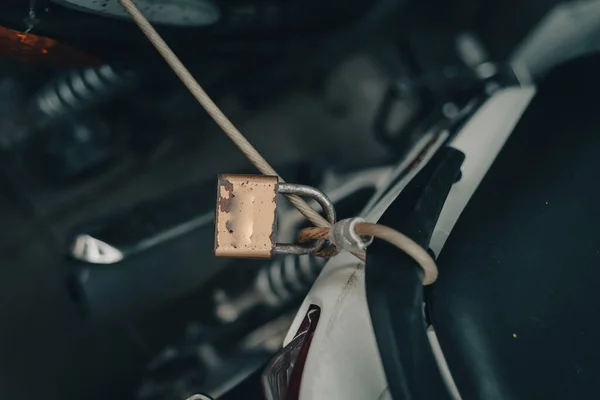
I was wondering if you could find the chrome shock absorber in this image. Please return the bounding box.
[255,254,326,306]
[215,255,326,323]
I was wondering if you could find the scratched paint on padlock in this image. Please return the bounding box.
[215,174,278,258]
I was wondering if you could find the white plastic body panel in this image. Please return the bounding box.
[285,86,536,400]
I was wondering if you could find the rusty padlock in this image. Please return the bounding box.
[215,174,336,259]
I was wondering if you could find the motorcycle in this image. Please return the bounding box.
[1,1,600,400]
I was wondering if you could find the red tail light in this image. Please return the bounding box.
[262,305,321,400]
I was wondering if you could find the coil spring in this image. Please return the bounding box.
[255,254,326,307]
[34,65,133,119]
[215,256,328,323]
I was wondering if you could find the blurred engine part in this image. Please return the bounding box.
[0,64,134,150]
[372,33,516,154]
[69,186,214,263]
[373,77,433,150]
[366,31,491,152]
[52,0,221,27]
[0,64,137,183]
[66,177,223,322]
[34,64,134,119]
[455,32,498,80]
[31,111,118,181]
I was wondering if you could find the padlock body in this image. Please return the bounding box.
[215,174,278,258]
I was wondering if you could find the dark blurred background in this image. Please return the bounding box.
[0,0,597,399]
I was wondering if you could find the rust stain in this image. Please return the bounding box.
[269,188,278,256]
[325,264,362,337]
[344,270,359,288]
[218,177,234,213]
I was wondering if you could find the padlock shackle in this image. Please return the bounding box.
[274,183,336,256]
